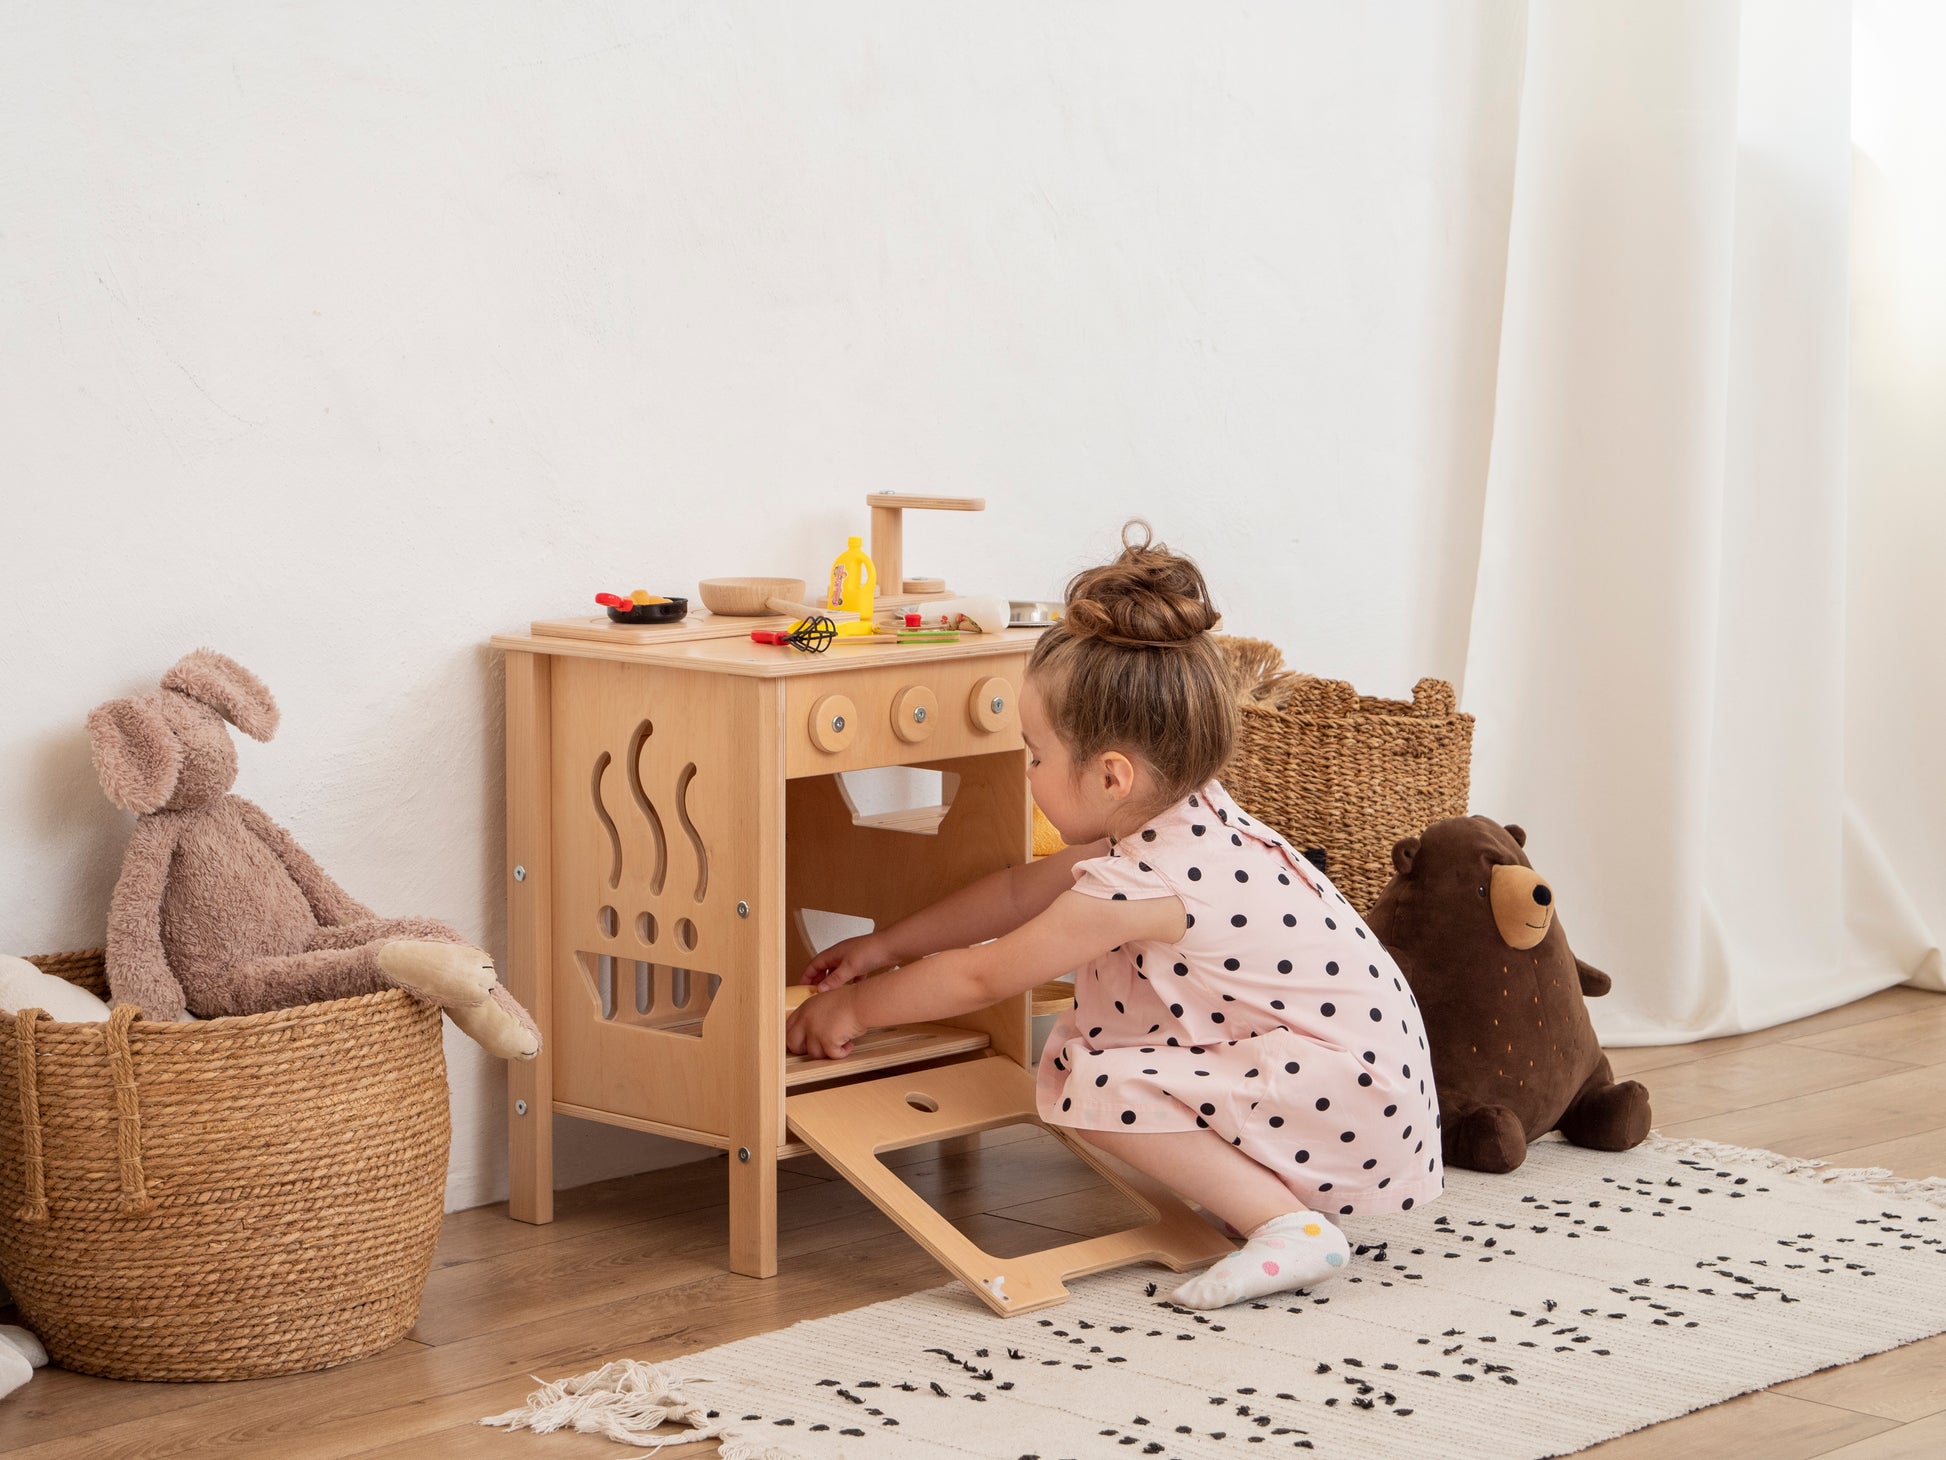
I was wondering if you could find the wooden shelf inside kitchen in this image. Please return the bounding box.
[784,1022,993,1090]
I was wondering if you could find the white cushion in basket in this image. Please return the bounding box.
[0,955,111,1022]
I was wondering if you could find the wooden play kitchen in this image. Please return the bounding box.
[493,532,1227,1314]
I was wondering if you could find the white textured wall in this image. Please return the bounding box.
[0,1,1525,1210]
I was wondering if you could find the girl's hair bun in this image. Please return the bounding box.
[1062,520,1220,649]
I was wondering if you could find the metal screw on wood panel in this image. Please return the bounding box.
[832,714,846,733]
[736,901,750,918]
[737,1147,751,1163]
[515,1100,528,1116]
[513,865,527,882]
[913,706,927,723]
[990,696,1005,714]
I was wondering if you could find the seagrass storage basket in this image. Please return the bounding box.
[0,950,449,1381]
[1220,638,1473,913]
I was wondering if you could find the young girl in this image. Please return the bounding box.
[785,524,1443,1308]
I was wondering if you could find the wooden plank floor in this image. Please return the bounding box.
[3,983,1943,1457]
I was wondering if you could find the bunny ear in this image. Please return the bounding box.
[161,650,279,741]
[88,697,182,813]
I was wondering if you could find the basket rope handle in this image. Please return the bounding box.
[13,1007,49,1223]
[1411,678,1458,716]
[105,1003,156,1218]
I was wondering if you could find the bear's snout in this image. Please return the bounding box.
[1489,863,1555,949]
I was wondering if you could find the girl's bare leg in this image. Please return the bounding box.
[1074,1125,1302,1234]
[1073,1124,1352,1309]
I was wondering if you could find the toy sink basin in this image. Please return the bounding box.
[606,597,688,625]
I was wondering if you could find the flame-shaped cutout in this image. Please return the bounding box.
[675,762,708,902]
[628,720,668,897]
[592,753,622,889]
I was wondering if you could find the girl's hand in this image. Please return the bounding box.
[801,933,889,992]
[785,985,864,1060]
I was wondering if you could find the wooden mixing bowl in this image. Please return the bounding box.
[698,577,807,616]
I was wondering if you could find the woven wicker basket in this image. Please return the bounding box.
[0,950,449,1381]
[1220,639,1473,914]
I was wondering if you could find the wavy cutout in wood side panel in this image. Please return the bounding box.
[592,752,622,889]
[675,761,708,903]
[627,719,668,897]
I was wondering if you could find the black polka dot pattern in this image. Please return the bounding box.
[1036,779,1443,1216]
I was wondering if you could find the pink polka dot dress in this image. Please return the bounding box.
[1035,780,1444,1218]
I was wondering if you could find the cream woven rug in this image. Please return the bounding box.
[484,1135,1946,1459]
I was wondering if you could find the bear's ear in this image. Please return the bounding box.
[1504,823,1527,848]
[1390,835,1421,875]
[162,650,279,742]
[88,696,182,814]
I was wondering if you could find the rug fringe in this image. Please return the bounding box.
[477,1357,803,1457]
[1646,1133,1946,1205]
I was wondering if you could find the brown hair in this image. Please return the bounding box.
[1027,521,1237,810]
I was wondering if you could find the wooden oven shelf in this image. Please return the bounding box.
[785,1022,991,1089]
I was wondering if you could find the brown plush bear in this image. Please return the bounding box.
[1365,815,1650,1173]
[87,649,540,1060]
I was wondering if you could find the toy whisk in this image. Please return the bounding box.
[750,614,839,654]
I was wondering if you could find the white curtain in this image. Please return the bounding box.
[1462,0,1943,1044]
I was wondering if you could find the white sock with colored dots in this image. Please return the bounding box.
[1166,1210,1351,1310]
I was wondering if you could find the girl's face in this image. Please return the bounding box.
[1021,677,1151,844]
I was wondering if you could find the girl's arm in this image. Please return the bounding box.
[786,888,1185,1058]
[803,837,1109,987]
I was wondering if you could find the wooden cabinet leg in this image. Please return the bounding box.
[728,1137,778,1278]
[506,650,556,1225]
[508,1069,553,1225]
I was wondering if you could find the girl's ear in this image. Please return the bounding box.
[88,696,182,814]
[1096,749,1137,800]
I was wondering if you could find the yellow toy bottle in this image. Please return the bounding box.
[826,535,879,636]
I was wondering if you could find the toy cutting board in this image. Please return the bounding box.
[530,611,783,646]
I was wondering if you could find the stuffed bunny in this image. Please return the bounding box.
[87,649,539,1060]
